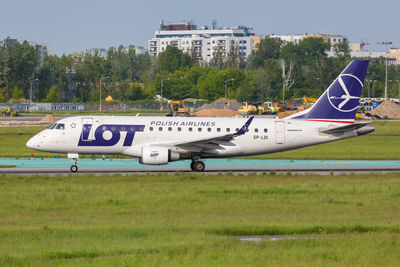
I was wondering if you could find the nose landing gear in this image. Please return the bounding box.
[190,160,205,172]
[68,153,79,173]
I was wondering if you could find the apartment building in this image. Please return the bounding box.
[148,21,255,63]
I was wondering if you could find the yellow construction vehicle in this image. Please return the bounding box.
[166,100,191,116]
[293,97,317,109]
[303,97,317,108]
[238,102,258,115]
[263,102,278,114]
[239,102,278,115]
[1,106,18,116]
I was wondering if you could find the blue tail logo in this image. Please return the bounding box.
[291,60,369,121]
[327,74,363,112]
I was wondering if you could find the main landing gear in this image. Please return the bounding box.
[190,160,205,172]
[71,158,78,173]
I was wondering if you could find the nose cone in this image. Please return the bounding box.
[26,136,37,150]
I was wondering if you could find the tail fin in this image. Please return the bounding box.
[288,60,369,123]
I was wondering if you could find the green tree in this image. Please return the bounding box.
[44,85,61,102]
[157,46,192,73]
[11,86,24,100]
[248,37,283,69]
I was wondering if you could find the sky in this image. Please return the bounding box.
[1,0,399,56]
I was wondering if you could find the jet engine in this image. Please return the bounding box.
[139,146,180,165]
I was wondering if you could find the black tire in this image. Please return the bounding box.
[190,161,195,171]
[193,161,205,172]
[70,165,78,173]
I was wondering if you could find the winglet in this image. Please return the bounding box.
[236,116,254,135]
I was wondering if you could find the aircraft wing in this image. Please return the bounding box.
[166,116,254,152]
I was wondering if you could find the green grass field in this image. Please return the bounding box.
[0,173,400,266]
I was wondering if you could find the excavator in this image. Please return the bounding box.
[166,100,191,117]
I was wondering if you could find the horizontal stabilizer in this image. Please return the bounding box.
[319,122,374,135]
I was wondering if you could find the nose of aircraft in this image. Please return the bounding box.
[26,136,37,149]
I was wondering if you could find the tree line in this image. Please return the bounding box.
[1,37,399,104]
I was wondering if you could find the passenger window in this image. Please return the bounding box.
[168,127,172,131]
[130,126,135,131]
[189,127,193,132]
[217,128,221,132]
[149,127,153,131]
[159,127,163,131]
[102,126,107,131]
[236,128,239,132]
[55,124,65,130]
[255,128,258,133]
[139,126,144,131]
[111,126,116,131]
[198,128,202,132]
[121,126,126,131]
[207,128,211,132]
[226,128,230,132]
[178,127,182,131]
[264,128,268,133]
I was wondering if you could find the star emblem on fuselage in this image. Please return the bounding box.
[70,123,76,128]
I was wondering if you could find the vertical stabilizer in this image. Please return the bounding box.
[289,60,369,123]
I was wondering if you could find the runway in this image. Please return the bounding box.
[1,158,399,174]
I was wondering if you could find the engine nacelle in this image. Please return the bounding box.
[139,146,180,165]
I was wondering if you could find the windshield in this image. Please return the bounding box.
[55,124,65,130]
[47,123,57,129]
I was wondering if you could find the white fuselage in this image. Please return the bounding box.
[27,115,358,160]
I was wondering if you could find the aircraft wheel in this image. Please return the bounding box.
[70,165,78,173]
[190,161,196,171]
[192,161,205,172]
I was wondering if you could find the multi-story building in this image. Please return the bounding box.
[268,33,349,51]
[0,38,50,61]
[388,48,400,65]
[250,35,264,51]
[28,42,50,61]
[268,33,307,44]
[148,21,255,63]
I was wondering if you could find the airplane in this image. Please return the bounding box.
[26,60,374,173]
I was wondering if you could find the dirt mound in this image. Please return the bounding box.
[199,98,242,110]
[193,108,240,117]
[40,115,56,124]
[369,100,400,119]
[278,110,298,118]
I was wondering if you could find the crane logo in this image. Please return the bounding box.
[327,74,363,112]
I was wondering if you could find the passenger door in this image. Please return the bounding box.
[275,121,285,144]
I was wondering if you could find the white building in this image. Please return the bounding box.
[1,38,50,61]
[148,21,255,63]
[28,42,50,61]
[267,33,350,51]
[268,34,306,44]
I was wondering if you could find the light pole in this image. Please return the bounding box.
[99,76,109,112]
[29,79,38,102]
[367,79,373,98]
[224,79,234,98]
[371,80,376,98]
[397,80,400,100]
[377,41,392,100]
[160,78,170,112]
[131,59,135,81]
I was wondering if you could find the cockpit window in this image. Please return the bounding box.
[47,123,57,129]
[55,124,65,130]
